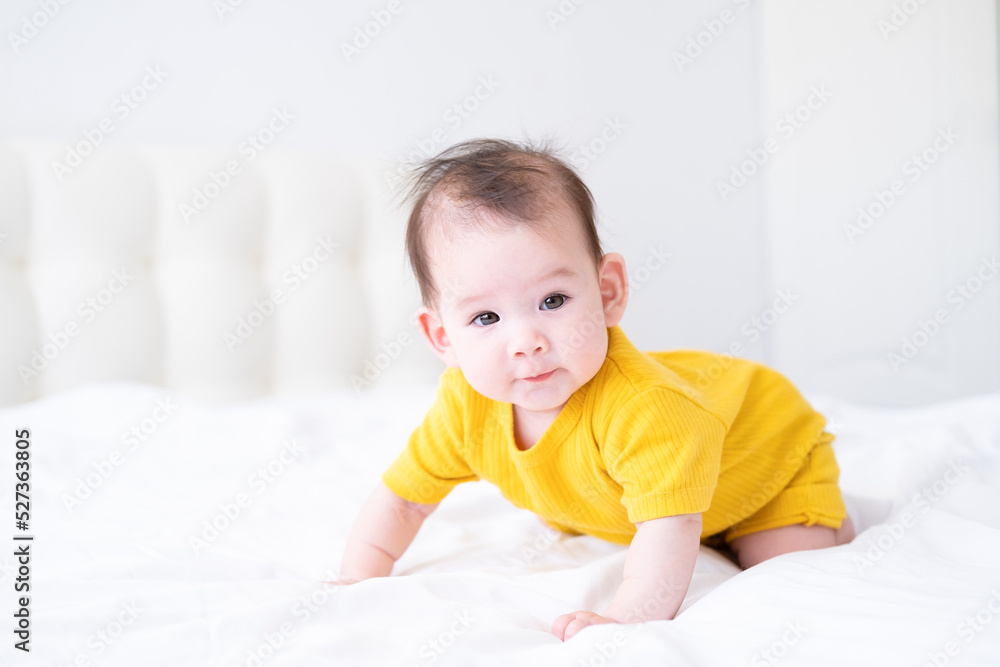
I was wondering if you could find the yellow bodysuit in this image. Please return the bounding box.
[382,325,846,545]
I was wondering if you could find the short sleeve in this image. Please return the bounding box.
[381,370,480,505]
[603,388,725,523]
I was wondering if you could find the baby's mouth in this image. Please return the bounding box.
[522,370,556,383]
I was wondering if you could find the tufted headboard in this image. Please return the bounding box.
[0,142,444,406]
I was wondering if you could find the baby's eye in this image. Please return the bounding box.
[541,294,567,310]
[472,312,500,327]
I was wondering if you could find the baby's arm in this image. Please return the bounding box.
[337,481,439,583]
[551,512,702,641]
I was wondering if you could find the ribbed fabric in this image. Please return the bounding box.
[717,437,847,542]
[382,325,839,545]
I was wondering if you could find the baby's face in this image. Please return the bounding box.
[419,200,624,419]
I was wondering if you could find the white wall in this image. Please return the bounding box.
[759,0,1000,405]
[0,0,997,406]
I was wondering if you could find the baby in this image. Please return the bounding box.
[337,138,855,641]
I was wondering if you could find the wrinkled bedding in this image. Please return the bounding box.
[1,382,998,666]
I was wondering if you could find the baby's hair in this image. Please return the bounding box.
[399,137,604,309]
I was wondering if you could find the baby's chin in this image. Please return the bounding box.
[463,376,573,412]
[508,381,579,414]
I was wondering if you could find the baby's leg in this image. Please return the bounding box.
[725,436,855,569]
[729,515,855,569]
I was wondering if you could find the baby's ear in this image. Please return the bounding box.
[598,252,629,327]
[416,306,460,367]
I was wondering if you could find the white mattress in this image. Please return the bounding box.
[1,382,999,665]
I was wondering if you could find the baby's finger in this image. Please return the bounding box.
[563,617,591,641]
[550,612,577,641]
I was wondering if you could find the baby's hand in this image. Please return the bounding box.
[551,610,618,641]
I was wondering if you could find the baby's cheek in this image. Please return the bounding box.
[462,364,509,402]
[577,338,607,376]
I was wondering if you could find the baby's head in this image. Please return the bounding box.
[402,138,629,417]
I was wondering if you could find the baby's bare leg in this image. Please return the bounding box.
[729,516,855,569]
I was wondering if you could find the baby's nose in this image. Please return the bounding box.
[509,325,548,357]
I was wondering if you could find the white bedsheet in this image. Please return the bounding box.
[1,382,999,666]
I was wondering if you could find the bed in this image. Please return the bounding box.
[1,382,999,665]
[2,143,999,665]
